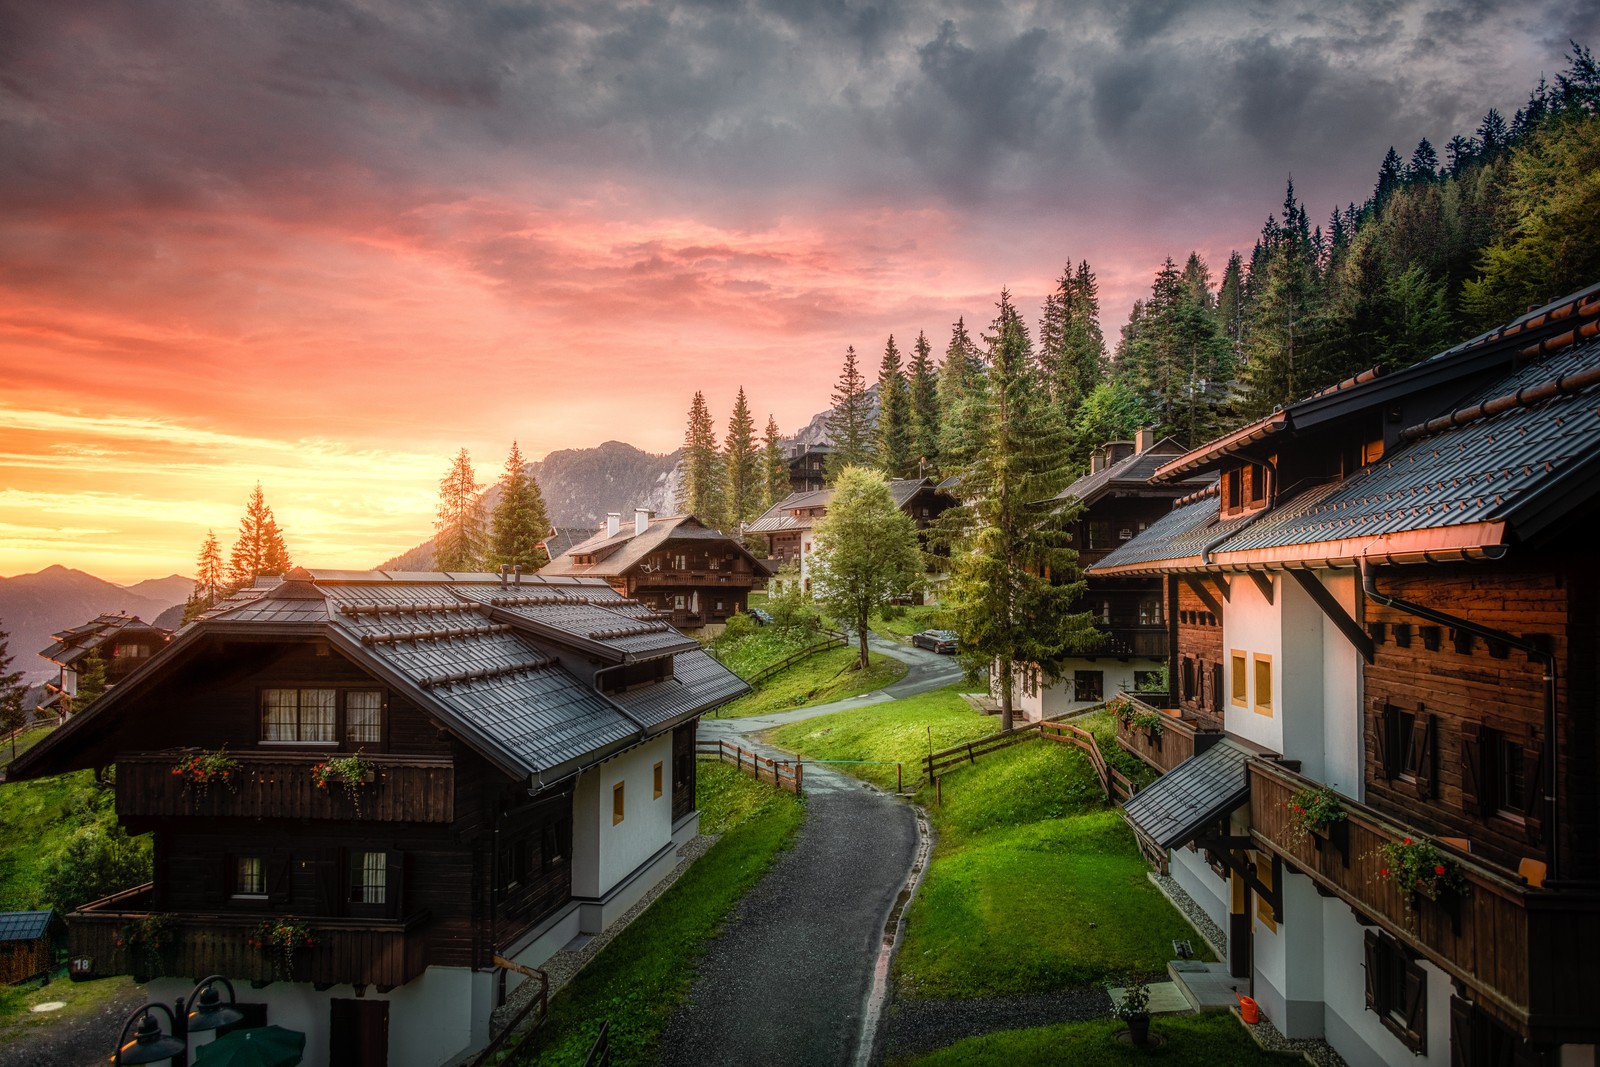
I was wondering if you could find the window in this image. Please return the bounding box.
[349,852,386,906]
[674,595,686,610]
[113,643,149,659]
[1364,931,1427,1054]
[1463,725,1542,826]
[1387,706,1418,780]
[542,819,571,871]
[612,782,625,825]
[1073,671,1103,702]
[1254,855,1276,931]
[235,856,265,897]
[1230,652,1248,707]
[262,688,336,742]
[653,761,664,800]
[1181,658,1196,702]
[1252,654,1272,716]
[1496,737,1526,817]
[346,690,383,744]
[1137,599,1163,625]
[1087,521,1112,550]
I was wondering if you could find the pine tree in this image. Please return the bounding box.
[435,449,486,571]
[761,416,789,509]
[937,318,987,475]
[74,649,108,711]
[0,619,27,757]
[906,331,941,476]
[679,391,724,524]
[183,530,229,623]
[1405,138,1439,183]
[488,441,552,572]
[723,388,761,529]
[1115,256,1232,447]
[1373,147,1404,209]
[875,336,914,478]
[1242,181,1323,416]
[827,346,875,473]
[938,290,1098,730]
[228,485,292,587]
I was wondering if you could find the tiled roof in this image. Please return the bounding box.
[1122,739,1253,849]
[0,910,58,943]
[611,649,748,729]
[1057,439,1209,507]
[747,478,937,533]
[40,613,166,664]
[540,527,591,562]
[1089,497,1262,572]
[541,515,769,580]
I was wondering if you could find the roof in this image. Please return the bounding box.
[1056,438,1209,508]
[40,613,167,666]
[541,514,770,579]
[1121,738,1253,849]
[1089,497,1263,573]
[540,527,591,562]
[12,569,748,785]
[747,478,942,534]
[0,910,59,942]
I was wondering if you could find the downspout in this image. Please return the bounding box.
[1359,556,1560,882]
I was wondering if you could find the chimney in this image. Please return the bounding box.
[1135,425,1155,453]
[607,512,621,538]
[635,508,651,536]
[1106,440,1135,465]
[1090,450,1104,474]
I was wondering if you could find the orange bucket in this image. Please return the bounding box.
[1238,994,1260,1024]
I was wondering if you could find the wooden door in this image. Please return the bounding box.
[329,998,388,1067]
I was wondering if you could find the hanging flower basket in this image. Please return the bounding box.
[1373,836,1469,928]
[312,751,376,818]
[1284,785,1348,844]
[117,913,175,981]
[250,917,316,981]
[1128,710,1166,738]
[170,746,241,799]
[1107,695,1134,723]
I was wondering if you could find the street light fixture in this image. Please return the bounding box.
[110,975,246,1066]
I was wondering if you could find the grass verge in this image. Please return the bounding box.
[893,1014,1299,1066]
[765,684,995,790]
[1076,710,1158,791]
[707,647,906,720]
[0,970,137,1040]
[871,604,949,640]
[0,724,57,773]
[518,762,804,1066]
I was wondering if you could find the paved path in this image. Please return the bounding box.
[659,635,952,1066]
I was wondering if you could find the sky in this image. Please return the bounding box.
[2,0,1594,584]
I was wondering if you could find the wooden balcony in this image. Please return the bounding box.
[1094,624,1168,658]
[1114,693,1217,775]
[1249,759,1600,1043]
[117,751,455,823]
[68,884,431,989]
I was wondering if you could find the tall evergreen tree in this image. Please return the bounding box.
[761,415,789,508]
[827,346,875,472]
[875,336,914,478]
[679,391,724,523]
[1373,147,1405,209]
[906,331,942,476]
[183,530,229,623]
[1116,256,1233,447]
[937,318,987,475]
[723,387,761,529]
[74,649,108,710]
[228,485,292,587]
[488,441,552,572]
[435,449,486,571]
[1242,182,1322,415]
[939,291,1098,730]
[1405,138,1440,182]
[1216,250,1246,358]
[0,619,27,756]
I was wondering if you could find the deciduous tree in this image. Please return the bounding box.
[435,449,486,571]
[809,466,922,671]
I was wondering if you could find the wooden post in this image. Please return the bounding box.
[897,763,903,793]
[936,776,942,807]
[967,742,974,764]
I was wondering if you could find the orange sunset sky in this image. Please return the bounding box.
[1,1,1588,584]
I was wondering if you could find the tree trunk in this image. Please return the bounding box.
[857,614,870,671]
[998,657,1014,732]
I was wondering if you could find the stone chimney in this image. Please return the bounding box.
[1135,425,1155,453]
[606,512,621,538]
[1089,450,1104,474]
[635,508,652,536]
[1105,440,1135,465]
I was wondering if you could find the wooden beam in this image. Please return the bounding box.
[1247,571,1274,605]
[1181,575,1224,619]
[1207,575,1231,603]
[1287,569,1375,663]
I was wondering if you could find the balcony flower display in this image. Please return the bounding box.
[116,913,174,979]
[312,750,375,818]
[251,917,316,980]
[170,746,241,799]
[1375,836,1470,911]
[1128,710,1166,738]
[1107,695,1134,722]
[1284,784,1348,842]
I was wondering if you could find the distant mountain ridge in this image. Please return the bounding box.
[0,566,187,685]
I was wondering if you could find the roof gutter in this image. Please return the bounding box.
[1359,559,1560,883]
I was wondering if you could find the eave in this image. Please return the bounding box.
[1092,521,1508,575]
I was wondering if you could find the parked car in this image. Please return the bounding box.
[912,629,958,654]
[748,608,773,626]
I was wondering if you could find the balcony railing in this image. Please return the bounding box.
[1093,625,1168,658]
[117,751,455,823]
[69,884,431,989]
[1249,759,1600,1043]
[1113,693,1215,775]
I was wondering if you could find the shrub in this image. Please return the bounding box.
[37,822,152,913]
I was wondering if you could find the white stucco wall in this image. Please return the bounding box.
[1169,845,1230,933]
[1252,869,1325,1039]
[1014,658,1165,722]
[571,735,675,901]
[1318,572,1363,799]
[1320,899,1453,1067]
[1222,576,1284,753]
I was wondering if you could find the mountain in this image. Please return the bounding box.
[123,574,195,604]
[0,566,184,684]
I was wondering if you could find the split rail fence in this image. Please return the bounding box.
[696,739,804,794]
[468,957,550,1067]
[919,706,1139,805]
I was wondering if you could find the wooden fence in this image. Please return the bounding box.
[582,1020,612,1067]
[469,958,550,1067]
[696,739,804,794]
[1039,721,1138,803]
[922,721,1042,779]
[741,630,848,687]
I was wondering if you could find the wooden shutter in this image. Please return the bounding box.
[1521,742,1546,844]
[1372,708,1389,782]
[1363,930,1381,1011]
[1411,714,1437,799]
[1461,722,1483,817]
[1402,959,1429,1054]
[203,856,227,904]
[1211,664,1223,713]
[1449,996,1474,1067]
[385,849,405,919]
[268,852,293,905]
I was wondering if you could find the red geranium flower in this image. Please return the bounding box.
[1434,864,1446,875]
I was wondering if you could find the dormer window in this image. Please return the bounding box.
[1223,462,1270,515]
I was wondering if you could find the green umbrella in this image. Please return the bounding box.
[192,1025,306,1067]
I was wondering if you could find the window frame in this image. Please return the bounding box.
[1365,930,1428,1054]
[653,761,664,800]
[1252,653,1273,717]
[259,686,387,748]
[261,688,338,745]
[234,856,267,899]
[1230,651,1248,707]
[612,781,626,825]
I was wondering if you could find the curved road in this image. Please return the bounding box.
[659,636,960,1067]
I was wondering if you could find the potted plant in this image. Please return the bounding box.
[250,917,316,981]
[1112,974,1154,1046]
[1107,695,1134,724]
[1374,836,1470,924]
[1284,784,1348,846]
[116,913,174,981]
[170,746,241,799]
[312,750,376,817]
[1128,709,1166,745]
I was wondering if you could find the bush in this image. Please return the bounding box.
[37,822,152,913]
[718,612,759,643]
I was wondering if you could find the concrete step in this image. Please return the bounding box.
[1168,959,1250,1013]
[1107,980,1193,1016]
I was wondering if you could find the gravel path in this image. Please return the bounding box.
[0,981,146,1067]
[881,988,1113,1061]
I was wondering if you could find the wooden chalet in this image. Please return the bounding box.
[1093,284,1600,1067]
[787,444,834,494]
[539,510,771,630]
[0,910,65,984]
[8,568,747,1067]
[38,612,170,717]
[1001,430,1212,721]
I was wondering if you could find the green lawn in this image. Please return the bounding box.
[709,625,834,679]
[871,603,949,640]
[895,1014,1298,1066]
[765,684,996,790]
[0,724,57,773]
[516,762,804,1066]
[707,647,906,719]
[0,970,138,1042]
[1076,710,1159,791]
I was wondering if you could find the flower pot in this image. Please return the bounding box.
[1127,1013,1151,1046]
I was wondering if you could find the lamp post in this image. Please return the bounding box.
[111,975,246,1066]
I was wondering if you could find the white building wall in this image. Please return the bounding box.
[571,735,675,900]
[1278,574,1327,778]
[1169,846,1229,933]
[1222,575,1284,753]
[1320,899,1453,1067]
[1318,572,1364,800]
[1013,658,1165,723]
[1252,871,1325,1039]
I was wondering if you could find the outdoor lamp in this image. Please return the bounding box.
[184,975,244,1032]
[112,1004,186,1065]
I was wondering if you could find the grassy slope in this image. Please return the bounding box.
[896,1014,1298,1067]
[1076,709,1159,791]
[0,971,137,1040]
[519,763,804,1066]
[0,769,113,911]
[871,604,948,640]
[766,684,996,790]
[708,647,906,720]
[0,725,57,773]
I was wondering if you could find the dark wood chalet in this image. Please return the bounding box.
[9,568,747,1067]
[38,612,170,717]
[746,477,956,588]
[1095,283,1600,1067]
[539,511,772,630]
[788,443,834,494]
